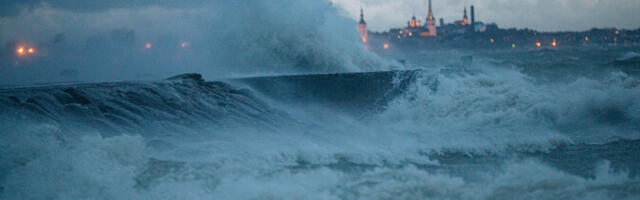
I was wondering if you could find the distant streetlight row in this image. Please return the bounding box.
[144,42,189,49]
[14,41,192,57]
[16,46,36,56]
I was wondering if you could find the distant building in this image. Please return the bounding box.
[455,6,469,26]
[437,5,476,37]
[360,1,640,49]
[471,5,487,32]
[471,5,475,26]
[408,15,418,28]
[424,0,437,37]
[391,0,438,38]
[358,7,368,43]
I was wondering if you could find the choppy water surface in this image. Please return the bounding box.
[2,46,640,199]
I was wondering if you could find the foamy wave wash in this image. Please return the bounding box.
[1,1,640,199]
[375,64,640,152]
[206,0,390,74]
[2,70,640,199]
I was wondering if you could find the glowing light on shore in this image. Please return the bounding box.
[512,44,516,48]
[181,42,188,48]
[145,43,152,49]
[585,36,589,41]
[383,43,389,49]
[536,41,541,47]
[490,38,495,43]
[16,47,25,56]
[16,45,37,56]
[551,39,557,47]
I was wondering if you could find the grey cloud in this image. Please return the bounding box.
[0,0,209,17]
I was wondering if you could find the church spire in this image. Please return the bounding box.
[357,6,368,43]
[359,6,366,24]
[428,0,434,21]
[424,0,437,36]
[461,4,469,25]
[463,5,468,19]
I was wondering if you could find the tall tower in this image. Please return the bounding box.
[425,0,437,36]
[461,5,469,25]
[410,15,417,27]
[470,5,475,26]
[427,0,435,22]
[358,7,368,43]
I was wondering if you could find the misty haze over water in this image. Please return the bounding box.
[1,0,640,199]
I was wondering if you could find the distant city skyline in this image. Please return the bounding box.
[331,0,640,32]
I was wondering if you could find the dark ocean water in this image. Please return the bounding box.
[1,46,640,199]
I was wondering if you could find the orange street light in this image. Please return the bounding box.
[383,43,389,49]
[16,47,26,56]
[145,43,152,49]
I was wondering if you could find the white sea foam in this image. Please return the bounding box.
[373,64,640,152]
[2,54,640,199]
[2,132,639,200]
[2,1,640,198]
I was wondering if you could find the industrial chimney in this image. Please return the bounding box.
[471,5,475,28]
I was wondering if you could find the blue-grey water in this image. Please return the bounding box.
[1,46,640,200]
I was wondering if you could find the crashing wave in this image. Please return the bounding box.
[0,73,290,136]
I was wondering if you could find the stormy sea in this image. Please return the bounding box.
[1,45,639,199]
[1,1,640,199]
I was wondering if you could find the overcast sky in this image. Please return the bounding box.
[331,0,640,32]
[1,0,639,38]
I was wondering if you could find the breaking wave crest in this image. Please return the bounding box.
[1,67,640,199]
[374,66,640,152]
